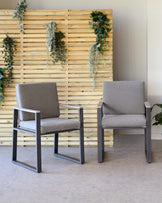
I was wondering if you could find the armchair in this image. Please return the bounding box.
[97,81,151,163]
[12,83,85,173]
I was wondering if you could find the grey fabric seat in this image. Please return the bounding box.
[19,118,80,134]
[12,82,85,173]
[102,114,146,128]
[97,81,152,164]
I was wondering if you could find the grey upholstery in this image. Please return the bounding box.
[102,114,146,128]
[19,118,80,134]
[98,81,152,164]
[103,81,145,115]
[16,83,60,121]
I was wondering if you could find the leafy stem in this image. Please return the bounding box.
[88,11,111,88]
[2,34,16,86]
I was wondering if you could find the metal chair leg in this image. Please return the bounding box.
[54,133,58,154]
[146,126,152,163]
[102,129,104,160]
[12,131,42,173]
[36,133,41,173]
[12,112,42,173]
[144,128,147,155]
[98,126,104,163]
[12,129,17,161]
[54,108,85,164]
[36,113,41,173]
[12,108,18,161]
[54,130,85,164]
[79,121,85,164]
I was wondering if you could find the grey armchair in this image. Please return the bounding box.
[12,83,84,173]
[97,81,152,163]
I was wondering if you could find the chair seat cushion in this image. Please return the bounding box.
[19,118,80,134]
[102,114,146,128]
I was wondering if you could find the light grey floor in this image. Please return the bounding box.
[1,134,162,203]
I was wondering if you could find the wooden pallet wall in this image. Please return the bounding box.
[0,9,113,147]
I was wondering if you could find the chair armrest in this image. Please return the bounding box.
[59,104,83,125]
[60,104,83,110]
[14,107,40,114]
[144,102,151,126]
[13,107,41,133]
[97,101,104,109]
[97,101,103,125]
[144,102,151,109]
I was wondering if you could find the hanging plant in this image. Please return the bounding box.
[88,43,100,87]
[44,21,66,66]
[13,0,28,34]
[51,31,66,64]
[2,34,16,85]
[0,68,5,104]
[88,10,111,88]
[151,104,162,126]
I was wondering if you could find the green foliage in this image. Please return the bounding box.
[51,31,66,64]
[89,11,111,54]
[2,34,16,86]
[151,104,162,126]
[88,11,111,88]
[45,21,56,52]
[0,68,5,103]
[45,21,66,66]
[13,0,28,34]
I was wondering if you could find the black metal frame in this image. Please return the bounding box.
[97,101,152,163]
[12,105,84,173]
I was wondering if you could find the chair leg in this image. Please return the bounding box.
[144,129,147,155]
[12,130,42,173]
[54,133,58,154]
[12,108,18,161]
[79,124,85,164]
[145,126,152,163]
[54,130,84,164]
[12,112,42,173]
[36,133,42,173]
[102,129,104,160]
[12,129,17,161]
[98,126,104,163]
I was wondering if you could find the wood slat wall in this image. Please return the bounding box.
[0,9,113,147]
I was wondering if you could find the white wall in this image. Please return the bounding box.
[0,0,148,135]
[148,0,162,139]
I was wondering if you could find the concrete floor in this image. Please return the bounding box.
[1,134,162,203]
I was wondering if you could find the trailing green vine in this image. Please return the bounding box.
[88,10,111,88]
[45,21,66,66]
[2,34,16,86]
[13,0,28,34]
[0,68,5,104]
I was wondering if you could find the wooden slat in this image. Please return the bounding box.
[0,9,113,147]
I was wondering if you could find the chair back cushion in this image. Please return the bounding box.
[103,81,145,115]
[16,83,60,121]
